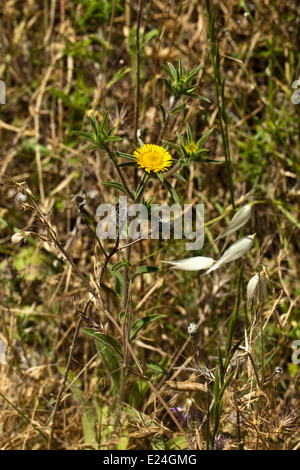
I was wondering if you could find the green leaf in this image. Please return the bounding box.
[72,130,96,143]
[156,103,166,125]
[160,63,175,80]
[214,367,220,403]
[106,135,122,142]
[165,436,189,450]
[106,66,131,89]
[186,123,193,142]
[87,144,102,150]
[130,379,149,408]
[118,162,137,168]
[162,140,182,153]
[170,102,186,115]
[173,172,188,182]
[107,265,124,300]
[184,93,210,102]
[99,344,121,392]
[167,61,177,80]
[200,158,221,164]
[130,314,166,341]
[143,29,159,44]
[132,266,159,280]
[156,172,164,183]
[118,310,125,323]
[186,63,203,81]
[152,437,166,450]
[108,259,128,272]
[176,132,185,146]
[178,58,184,78]
[219,370,235,400]
[197,127,214,147]
[185,85,197,94]
[163,77,173,93]
[101,109,109,132]
[82,328,123,357]
[115,152,136,161]
[107,126,116,136]
[89,112,100,135]
[218,346,225,385]
[146,360,167,375]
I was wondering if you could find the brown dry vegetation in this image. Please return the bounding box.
[0,0,299,450]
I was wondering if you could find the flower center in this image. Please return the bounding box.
[143,152,163,166]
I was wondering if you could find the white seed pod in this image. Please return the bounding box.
[11,231,32,245]
[205,234,255,275]
[0,338,7,365]
[215,205,252,252]
[161,256,215,271]
[247,274,267,305]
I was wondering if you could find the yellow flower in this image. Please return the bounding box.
[133,144,172,173]
[184,142,197,154]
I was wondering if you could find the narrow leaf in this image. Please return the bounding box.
[173,172,187,183]
[82,328,123,357]
[72,130,95,143]
[163,179,180,204]
[170,102,186,115]
[132,266,159,280]
[101,181,133,198]
[156,103,166,125]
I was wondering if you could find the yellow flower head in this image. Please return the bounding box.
[133,144,172,173]
[184,142,197,154]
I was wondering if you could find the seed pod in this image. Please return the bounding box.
[161,256,214,271]
[247,274,267,305]
[215,205,252,252]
